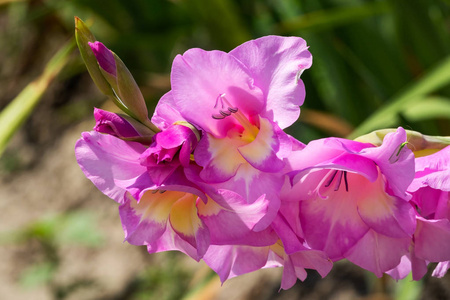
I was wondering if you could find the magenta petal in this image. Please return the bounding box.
[237,117,289,173]
[344,229,410,277]
[119,196,166,245]
[198,190,277,245]
[271,214,304,255]
[89,41,116,76]
[75,131,150,203]
[203,245,272,283]
[414,217,450,262]
[94,108,140,138]
[230,36,312,129]
[281,249,333,290]
[171,48,264,137]
[146,225,203,261]
[299,192,369,260]
[386,255,412,280]
[361,128,415,200]
[151,91,185,130]
[357,177,416,238]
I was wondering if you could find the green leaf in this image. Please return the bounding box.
[349,55,450,138]
[0,39,75,157]
[279,1,390,33]
[404,96,450,121]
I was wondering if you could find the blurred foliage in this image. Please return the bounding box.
[1,0,450,299]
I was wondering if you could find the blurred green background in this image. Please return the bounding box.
[0,0,449,299]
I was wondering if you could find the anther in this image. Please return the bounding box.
[324,170,338,187]
[334,171,343,191]
[343,171,349,192]
[220,110,231,117]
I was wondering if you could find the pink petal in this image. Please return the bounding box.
[151,91,185,130]
[237,117,288,172]
[361,128,415,200]
[75,131,150,203]
[432,261,450,278]
[197,191,277,245]
[299,187,369,260]
[356,173,416,238]
[171,48,264,137]
[344,229,410,277]
[414,217,450,262]
[230,36,312,129]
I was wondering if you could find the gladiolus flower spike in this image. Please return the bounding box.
[74,17,450,289]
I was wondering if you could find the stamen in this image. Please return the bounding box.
[323,170,349,192]
[343,171,349,192]
[228,106,238,113]
[212,114,226,120]
[211,93,259,138]
[324,170,338,187]
[220,110,231,117]
[334,171,343,191]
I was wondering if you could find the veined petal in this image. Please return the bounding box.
[197,191,277,245]
[414,217,450,262]
[195,132,247,183]
[203,245,272,283]
[356,173,416,238]
[230,36,312,129]
[169,194,210,258]
[281,249,332,290]
[344,229,410,277]
[75,131,150,203]
[151,91,185,130]
[361,128,415,200]
[238,117,287,173]
[171,48,264,137]
[119,191,179,245]
[145,225,202,261]
[299,187,369,260]
[185,164,282,230]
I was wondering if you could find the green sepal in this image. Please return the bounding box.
[74,17,112,96]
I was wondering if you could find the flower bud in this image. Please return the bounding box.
[354,128,450,157]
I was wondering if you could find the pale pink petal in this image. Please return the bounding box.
[361,128,415,200]
[414,217,450,262]
[344,229,410,277]
[171,48,264,137]
[238,117,288,172]
[281,249,332,290]
[432,261,450,278]
[146,225,202,261]
[203,245,272,283]
[75,131,150,203]
[230,36,312,129]
[356,174,416,238]
[151,91,185,130]
[195,132,247,183]
[299,187,369,260]
[119,192,171,245]
[169,194,210,258]
[197,191,277,245]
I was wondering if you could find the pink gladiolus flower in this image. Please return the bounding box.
[155,36,312,205]
[388,146,450,280]
[286,128,417,277]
